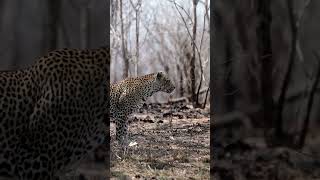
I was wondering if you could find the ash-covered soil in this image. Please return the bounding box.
[110,102,210,180]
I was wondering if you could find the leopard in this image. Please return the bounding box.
[110,72,175,150]
[0,47,109,180]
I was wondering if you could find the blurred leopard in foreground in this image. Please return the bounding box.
[0,47,109,180]
[110,72,175,149]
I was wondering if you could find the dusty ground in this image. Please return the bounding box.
[110,102,210,179]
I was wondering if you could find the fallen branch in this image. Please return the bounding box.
[168,97,189,103]
[168,87,208,103]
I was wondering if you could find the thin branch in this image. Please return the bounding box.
[169,0,204,106]
[119,0,129,78]
[169,0,202,63]
[199,2,207,53]
[296,0,312,78]
[167,0,193,22]
[298,50,320,149]
[129,0,142,76]
[202,87,210,109]
[276,0,297,137]
[199,0,209,52]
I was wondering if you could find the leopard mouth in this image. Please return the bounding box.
[166,86,175,93]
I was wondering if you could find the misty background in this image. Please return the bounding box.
[110,0,210,104]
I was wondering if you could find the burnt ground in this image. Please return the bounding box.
[110,102,210,179]
[213,116,320,180]
[63,102,320,180]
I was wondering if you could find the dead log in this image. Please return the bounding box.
[169,87,208,103]
[168,97,189,103]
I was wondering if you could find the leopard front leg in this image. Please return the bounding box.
[115,116,129,152]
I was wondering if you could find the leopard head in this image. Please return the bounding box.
[153,72,175,93]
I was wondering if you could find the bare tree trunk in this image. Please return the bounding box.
[157,52,169,73]
[47,0,60,51]
[184,47,192,98]
[111,0,119,26]
[177,63,184,97]
[204,0,209,32]
[0,1,5,26]
[135,7,139,77]
[275,0,297,140]
[120,0,129,78]
[80,2,90,49]
[203,87,210,108]
[130,0,141,77]
[190,0,198,106]
[298,52,320,149]
[257,1,274,130]
[12,1,21,68]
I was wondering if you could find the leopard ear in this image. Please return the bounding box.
[156,72,164,80]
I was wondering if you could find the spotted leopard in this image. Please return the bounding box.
[110,72,175,147]
[0,47,109,180]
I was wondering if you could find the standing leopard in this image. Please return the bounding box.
[110,72,175,149]
[0,47,109,180]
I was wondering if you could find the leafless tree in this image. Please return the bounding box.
[168,0,209,107]
[190,0,198,106]
[46,0,60,51]
[110,0,209,103]
[120,0,129,78]
[129,0,142,77]
[79,1,91,49]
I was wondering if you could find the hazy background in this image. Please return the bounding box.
[110,0,210,104]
